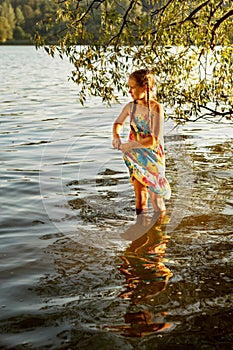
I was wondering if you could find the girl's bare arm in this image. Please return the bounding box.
[112,103,130,149]
[150,102,164,142]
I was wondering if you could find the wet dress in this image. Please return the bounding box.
[123,102,171,199]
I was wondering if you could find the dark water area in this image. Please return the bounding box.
[0,46,232,349]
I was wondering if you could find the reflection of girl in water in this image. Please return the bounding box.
[107,309,172,338]
[107,216,173,337]
[119,217,172,303]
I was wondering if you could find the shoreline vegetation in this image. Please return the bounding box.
[0,39,32,45]
[1,1,232,46]
[0,0,66,45]
[2,0,233,122]
[1,0,101,45]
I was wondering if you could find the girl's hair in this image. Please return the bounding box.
[129,69,155,110]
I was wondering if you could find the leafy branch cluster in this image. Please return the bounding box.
[34,0,233,123]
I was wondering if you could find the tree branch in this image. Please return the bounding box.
[74,0,104,24]
[183,0,210,23]
[187,104,233,123]
[207,0,224,23]
[106,0,136,46]
[210,8,233,47]
[151,0,211,34]
[151,0,174,16]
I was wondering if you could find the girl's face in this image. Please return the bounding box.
[128,78,146,102]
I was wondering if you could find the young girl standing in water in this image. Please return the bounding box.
[112,69,171,227]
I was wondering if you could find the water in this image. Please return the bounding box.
[0,46,232,350]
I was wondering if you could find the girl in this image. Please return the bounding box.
[112,69,171,227]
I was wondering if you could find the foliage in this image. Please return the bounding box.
[0,14,12,41]
[34,0,233,123]
[0,0,57,42]
[3,0,233,123]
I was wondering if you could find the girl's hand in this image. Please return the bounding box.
[119,142,133,153]
[112,137,121,150]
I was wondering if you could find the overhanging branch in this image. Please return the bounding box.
[106,0,136,46]
[151,0,211,34]
[151,0,174,16]
[210,8,233,47]
[74,0,102,24]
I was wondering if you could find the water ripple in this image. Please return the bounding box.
[0,46,232,349]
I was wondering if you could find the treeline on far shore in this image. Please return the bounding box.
[0,0,140,45]
[0,0,58,44]
[1,0,114,45]
[1,0,152,45]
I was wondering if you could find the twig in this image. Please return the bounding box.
[151,0,175,16]
[74,0,105,24]
[210,8,233,48]
[151,0,211,34]
[106,0,136,46]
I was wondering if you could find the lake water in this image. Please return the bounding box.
[0,46,232,350]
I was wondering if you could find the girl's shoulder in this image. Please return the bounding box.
[123,101,133,112]
[150,99,161,109]
[150,99,163,115]
[118,101,132,116]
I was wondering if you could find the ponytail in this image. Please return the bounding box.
[146,81,150,118]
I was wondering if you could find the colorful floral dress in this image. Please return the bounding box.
[123,102,171,199]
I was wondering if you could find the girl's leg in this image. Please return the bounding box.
[149,191,166,213]
[121,179,149,240]
[133,178,148,225]
[149,191,166,226]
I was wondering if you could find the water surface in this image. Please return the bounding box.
[0,46,232,350]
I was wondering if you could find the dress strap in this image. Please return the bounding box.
[132,100,137,114]
[130,101,138,133]
[130,100,137,122]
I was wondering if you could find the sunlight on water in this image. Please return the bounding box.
[0,46,232,350]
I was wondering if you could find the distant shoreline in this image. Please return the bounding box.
[0,40,33,46]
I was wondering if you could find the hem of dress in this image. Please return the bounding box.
[129,173,171,200]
